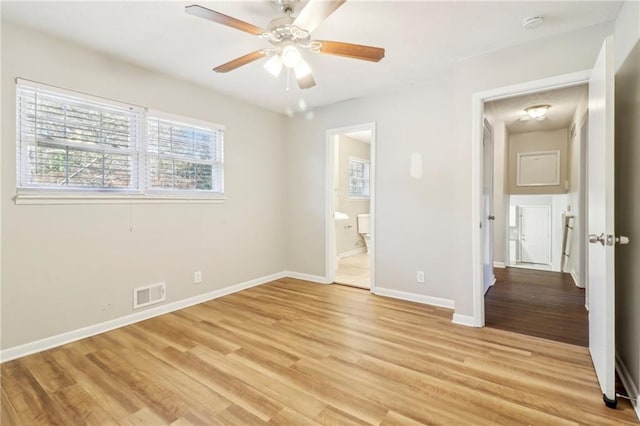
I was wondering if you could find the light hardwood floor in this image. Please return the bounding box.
[1,278,637,425]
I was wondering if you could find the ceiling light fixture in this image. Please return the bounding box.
[525,104,550,120]
[281,44,303,68]
[263,55,284,77]
[294,60,312,79]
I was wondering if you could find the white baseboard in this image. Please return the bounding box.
[337,247,367,259]
[282,271,331,284]
[493,261,506,268]
[0,271,288,363]
[570,270,584,288]
[616,352,640,421]
[372,287,454,309]
[452,313,480,327]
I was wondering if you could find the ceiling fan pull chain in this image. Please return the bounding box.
[286,68,291,92]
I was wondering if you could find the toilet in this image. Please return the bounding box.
[357,214,371,253]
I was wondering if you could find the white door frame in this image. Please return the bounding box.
[325,122,376,291]
[469,70,591,327]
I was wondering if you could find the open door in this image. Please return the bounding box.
[587,36,618,408]
[482,121,495,294]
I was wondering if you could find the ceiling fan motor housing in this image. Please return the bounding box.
[276,0,300,15]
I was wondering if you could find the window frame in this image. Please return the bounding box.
[347,156,370,200]
[14,79,226,205]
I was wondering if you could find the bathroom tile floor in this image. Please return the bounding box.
[335,252,370,289]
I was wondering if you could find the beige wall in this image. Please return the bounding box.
[507,129,569,195]
[286,23,613,314]
[1,22,287,349]
[614,0,640,407]
[335,136,370,256]
[0,12,629,360]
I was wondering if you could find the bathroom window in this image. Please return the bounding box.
[348,157,370,198]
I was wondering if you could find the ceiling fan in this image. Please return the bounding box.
[185,0,385,90]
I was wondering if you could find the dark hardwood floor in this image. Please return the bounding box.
[485,267,588,347]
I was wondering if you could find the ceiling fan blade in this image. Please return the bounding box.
[213,51,267,73]
[185,4,265,36]
[318,40,385,62]
[292,0,346,34]
[296,71,316,90]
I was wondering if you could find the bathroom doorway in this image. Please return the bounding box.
[325,123,376,290]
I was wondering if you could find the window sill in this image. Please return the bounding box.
[14,192,227,205]
[348,196,371,201]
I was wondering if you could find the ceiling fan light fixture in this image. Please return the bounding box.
[294,60,312,79]
[282,45,302,68]
[525,104,550,119]
[264,55,284,77]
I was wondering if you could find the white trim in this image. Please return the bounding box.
[616,353,640,421]
[373,287,455,309]
[452,313,479,327]
[16,77,145,111]
[14,193,226,205]
[469,69,592,328]
[147,109,225,131]
[0,271,287,363]
[337,247,367,259]
[493,261,506,268]
[570,270,584,288]
[326,122,377,292]
[283,271,331,284]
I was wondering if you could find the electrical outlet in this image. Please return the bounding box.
[416,270,425,283]
[194,271,202,284]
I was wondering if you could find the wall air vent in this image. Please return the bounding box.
[133,282,166,309]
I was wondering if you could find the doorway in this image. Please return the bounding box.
[480,82,589,346]
[471,71,592,327]
[326,123,376,290]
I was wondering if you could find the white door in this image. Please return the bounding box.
[482,122,494,294]
[520,206,551,264]
[587,37,617,407]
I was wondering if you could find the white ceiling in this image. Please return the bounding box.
[485,84,588,133]
[2,1,622,114]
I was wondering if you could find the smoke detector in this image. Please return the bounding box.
[522,16,544,30]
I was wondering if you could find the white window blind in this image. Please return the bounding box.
[16,83,141,190]
[348,158,370,197]
[147,115,223,193]
[15,80,225,200]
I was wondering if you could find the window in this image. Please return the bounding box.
[348,157,370,198]
[16,84,141,190]
[15,80,224,200]
[147,114,223,193]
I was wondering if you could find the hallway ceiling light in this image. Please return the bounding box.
[525,104,551,120]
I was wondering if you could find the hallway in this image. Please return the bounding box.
[485,267,588,347]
